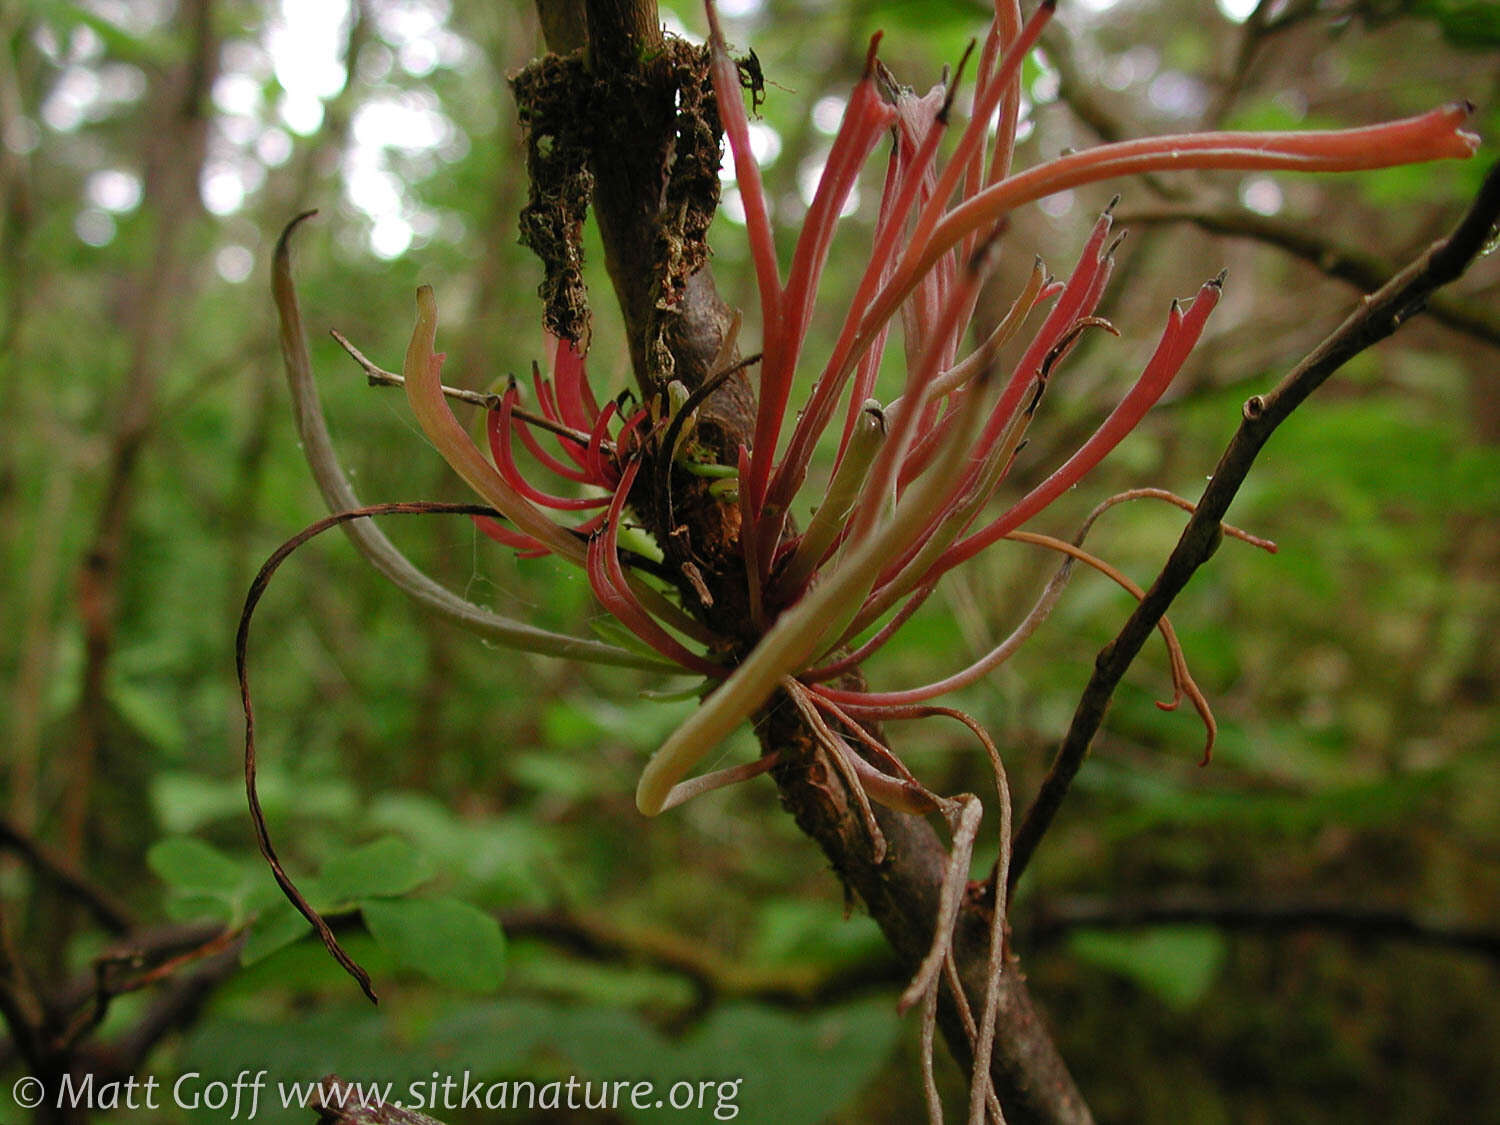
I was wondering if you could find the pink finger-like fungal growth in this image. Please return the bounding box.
[406,0,1483,822]
[473,515,550,559]
[585,401,621,488]
[746,38,895,536]
[842,240,1001,551]
[402,287,584,562]
[939,103,1481,257]
[904,0,1055,260]
[839,103,1478,411]
[766,77,952,522]
[936,273,1225,578]
[962,204,1120,465]
[489,389,610,512]
[511,406,593,483]
[585,459,727,677]
[705,2,781,427]
[969,0,1026,211]
[550,334,601,433]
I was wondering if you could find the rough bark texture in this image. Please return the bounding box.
[527,2,1092,1120]
[516,0,757,618]
[765,706,1092,1124]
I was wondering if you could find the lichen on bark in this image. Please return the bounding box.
[511,38,724,388]
[513,51,594,346]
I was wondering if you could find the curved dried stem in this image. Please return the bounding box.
[237,500,536,1003]
[273,213,663,670]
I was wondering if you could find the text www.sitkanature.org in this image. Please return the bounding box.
[17,1070,745,1120]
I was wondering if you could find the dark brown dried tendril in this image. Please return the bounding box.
[238,501,507,1003]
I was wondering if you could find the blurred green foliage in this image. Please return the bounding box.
[0,0,1497,1122]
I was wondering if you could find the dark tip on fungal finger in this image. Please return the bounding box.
[938,38,977,124]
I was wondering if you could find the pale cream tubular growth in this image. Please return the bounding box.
[806,380,1040,677]
[775,401,887,598]
[657,754,781,812]
[878,258,1048,438]
[839,378,1040,645]
[841,245,1001,555]
[788,680,937,822]
[919,258,1048,407]
[806,357,1006,661]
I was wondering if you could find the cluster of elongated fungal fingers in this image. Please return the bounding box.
[624,0,1476,828]
[621,0,1477,821]
[378,0,1481,827]
[340,0,1479,848]
[384,0,1482,817]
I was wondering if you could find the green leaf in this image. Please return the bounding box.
[509,752,599,799]
[317,836,433,905]
[751,901,888,967]
[365,794,555,905]
[559,1000,900,1125]
[586,617,676,663]
[148,838,254,922]
[148,837,244,894]
[108,677,187,755]
[153,770,358,834]
[1070,926,1227,1011]
[1092,760,1448,837]
[241,901,312,966]
[638,680,712,702]
[361,897,505,992]
[422,1000,570,1073]
[164,892,234,922]
[174,1006,416,1122]
[679,1002,899,1125]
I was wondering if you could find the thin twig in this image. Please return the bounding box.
[330,328,609,447]
[332,327,498,408]
[109,947,242,1077]
[1119,202,1500,348]
[0,818,134,934]
[0,909,45,1068]
[1199,0,1276,130]
[239,500,530,1003]
[1009,158,1500,894]
[1024,894,1500,961]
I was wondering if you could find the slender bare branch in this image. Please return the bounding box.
[0,819,133,934]
[1010,158,1500,893]
[1024,894,1500,961]
[1119,201,1500,348]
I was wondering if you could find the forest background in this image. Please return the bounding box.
[1,0,1498,1121]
